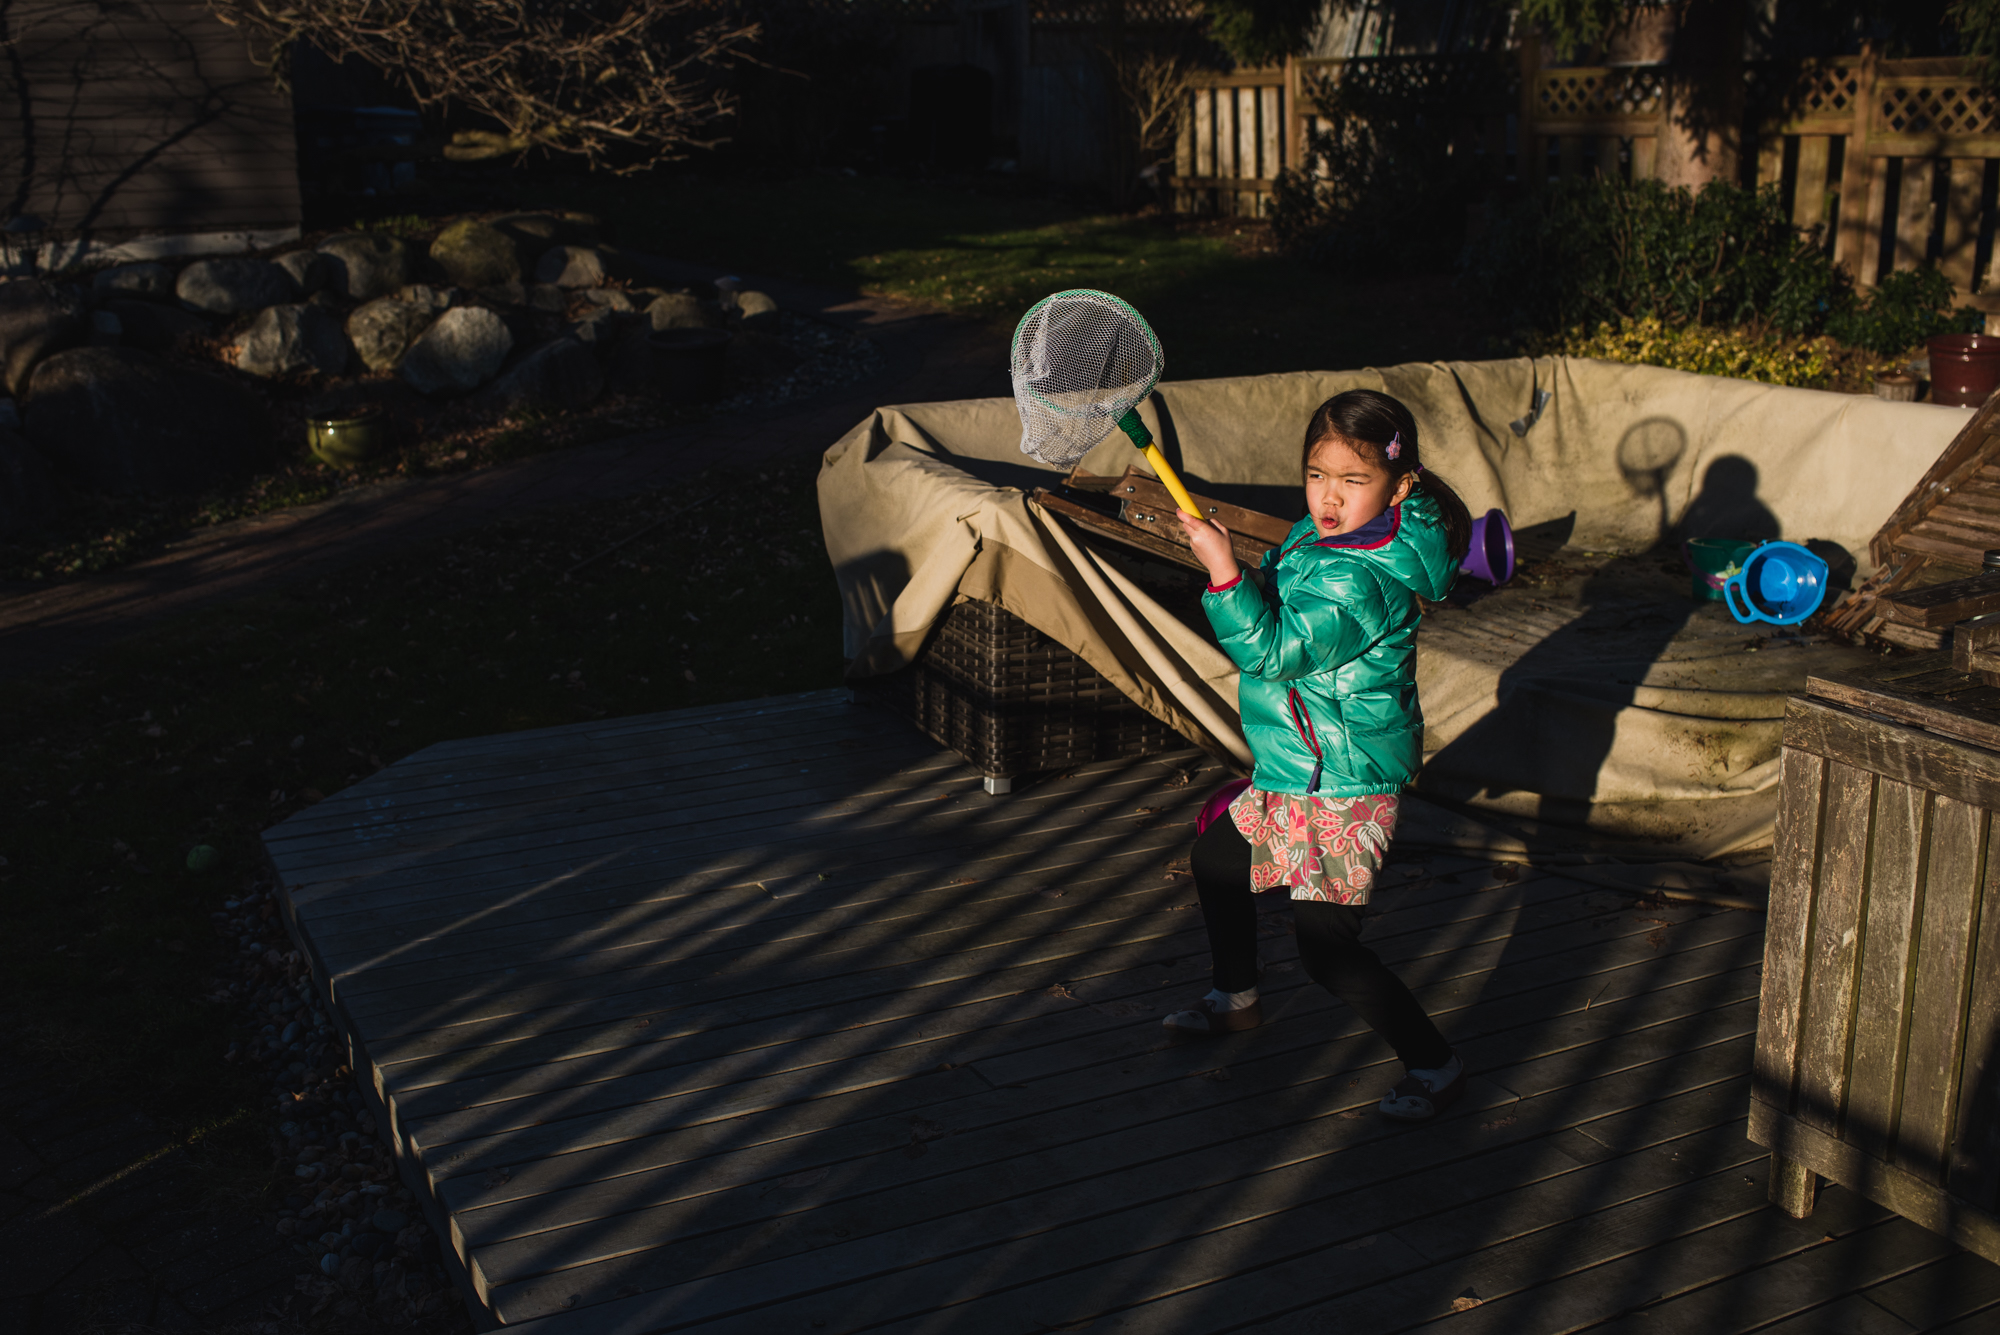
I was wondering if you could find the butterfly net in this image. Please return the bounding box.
[1011,290,1164,469]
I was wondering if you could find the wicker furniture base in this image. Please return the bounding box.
[863,599,1184,790]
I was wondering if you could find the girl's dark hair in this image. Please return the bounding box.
[1302,389,1472,563]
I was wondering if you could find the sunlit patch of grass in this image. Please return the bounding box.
[540,171,1490,381]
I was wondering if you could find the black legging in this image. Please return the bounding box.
[1191,812,1453,1070]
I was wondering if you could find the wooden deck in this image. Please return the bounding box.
[262,689,2000,1334]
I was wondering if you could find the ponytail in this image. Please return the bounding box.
[1302,389,1472,564]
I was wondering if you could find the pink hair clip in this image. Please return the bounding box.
[1385,432,1403,460]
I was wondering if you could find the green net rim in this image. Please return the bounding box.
[1011,289,1165,420]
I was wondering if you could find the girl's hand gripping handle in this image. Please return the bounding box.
[1177,509,1240,589]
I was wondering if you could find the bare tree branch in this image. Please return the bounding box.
[206,0,760,172]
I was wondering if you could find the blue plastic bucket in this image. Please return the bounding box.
[1723,541,1829,626]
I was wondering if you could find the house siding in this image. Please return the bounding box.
[1,0,300,238]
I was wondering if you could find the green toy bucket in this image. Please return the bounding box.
[1683,538,1758,602]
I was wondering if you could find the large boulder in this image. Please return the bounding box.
[644,292,716,331]
[735,290,781,329]
[236,304,350,378]
[534,245,606,289]
[175,257,296,316]
[489,212,565,254]
[0,279,90,398]
[24,347,265,495]
[317,233,417,302]
[0,425,63,538]
[429,220,520,290]
[398,306,513,394]
[485,336,604,413]
[346,298,434,373]
[106,299,208,352]
[490,210,599,250]
[91,262,176,302]
[274,250,338,297]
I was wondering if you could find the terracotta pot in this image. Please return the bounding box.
[1927,334,2000,407]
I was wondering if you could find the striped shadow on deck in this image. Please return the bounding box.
[263,689,2000,1333]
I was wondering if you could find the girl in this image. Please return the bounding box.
[1169,389,1473,1122]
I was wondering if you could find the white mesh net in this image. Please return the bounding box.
[1011,290,1164,469]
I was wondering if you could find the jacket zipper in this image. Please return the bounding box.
[1286,688,1324,794]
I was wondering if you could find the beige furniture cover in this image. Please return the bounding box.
[818,357,1972,858]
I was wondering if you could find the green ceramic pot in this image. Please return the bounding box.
[1683,537,1759,603]
[308,409,385,468]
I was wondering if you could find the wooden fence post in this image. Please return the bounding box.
[1175,88,1195,214]
[1756,133,1785,192]
[1895,158,1938,273]
[1943,158,1985,293]
[1631,135,1658,179]
[1597,133,1624,178]
[1236,85,1258,215]
[1284,54,1303,175]
[1835,47,1879,281]
[1795,135,1832,231]
[1519,33,1542,188]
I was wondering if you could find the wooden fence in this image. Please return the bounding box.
[1172,52,2000,303]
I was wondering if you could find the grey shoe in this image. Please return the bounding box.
[1379,1059,1466,1121]
[1162,997,1263,1038]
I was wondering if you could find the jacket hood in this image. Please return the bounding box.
[1284,491,1458,602]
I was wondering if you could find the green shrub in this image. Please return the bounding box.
[1825,266,1984,356]
[1269,54,1511,272]
[1551,316,1837,388]
[1464,175,1850,335]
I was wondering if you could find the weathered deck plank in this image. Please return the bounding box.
[264,690,1999,1335]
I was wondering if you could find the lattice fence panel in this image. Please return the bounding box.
[1029,0,1204,25]
[1745,60,1864,130]
[1878,82,2000,138]
[1534,67,1665,122]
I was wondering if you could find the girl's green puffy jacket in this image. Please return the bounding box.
[1201,491,1459,798]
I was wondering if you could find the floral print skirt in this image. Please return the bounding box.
[1227,787,1401,905]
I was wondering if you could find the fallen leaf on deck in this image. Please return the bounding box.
[1340,1110,1365,1120]
[1451,1295,1484,1312]
[1047,983,1077,999]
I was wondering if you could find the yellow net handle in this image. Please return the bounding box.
[1114,408,1199,517]
[1141,444,1201,518]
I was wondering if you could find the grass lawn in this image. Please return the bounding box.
[0,452,840,1170]
[537,171,1492,378]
